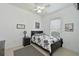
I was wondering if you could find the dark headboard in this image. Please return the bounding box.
[31,31,43,37]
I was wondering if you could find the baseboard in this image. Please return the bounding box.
[63,46,79,54]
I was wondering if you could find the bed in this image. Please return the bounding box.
[31,31,63,56]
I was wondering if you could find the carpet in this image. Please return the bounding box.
[14,45,44,56]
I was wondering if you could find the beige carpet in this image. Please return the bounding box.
[14,44,79,56]
[32,43,79,56]
[53,48,79,56]
[14,45,44,56]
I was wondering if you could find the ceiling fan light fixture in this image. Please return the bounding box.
[37,9,42,13]
[34,6,45,14]
[34,6,45,10]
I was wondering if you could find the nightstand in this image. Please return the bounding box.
[23,37,30,46]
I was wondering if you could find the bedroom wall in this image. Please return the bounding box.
[42,4,79,53]
[0,4,42,49]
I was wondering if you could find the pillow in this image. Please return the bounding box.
[51,32,60,38]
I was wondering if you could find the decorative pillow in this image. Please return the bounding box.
[51,32,60,39]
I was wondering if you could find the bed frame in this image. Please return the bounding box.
[31,31,63,56]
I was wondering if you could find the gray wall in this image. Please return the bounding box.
[0,4,42,49]
[42,4,79,53]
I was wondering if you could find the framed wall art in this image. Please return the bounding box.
[16,24,25,29]
[65,23,74,32]
[35,22,40,29]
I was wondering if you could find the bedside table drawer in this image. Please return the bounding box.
[23,37,30,46]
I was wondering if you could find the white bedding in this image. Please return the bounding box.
[31,33,60,53]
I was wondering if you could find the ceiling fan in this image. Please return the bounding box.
[34,3,50,13]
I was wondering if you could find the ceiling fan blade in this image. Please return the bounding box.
[44,4,50,7]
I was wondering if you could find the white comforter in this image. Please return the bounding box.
[31,34,60,53]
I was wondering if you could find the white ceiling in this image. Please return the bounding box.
[9,3,72,16]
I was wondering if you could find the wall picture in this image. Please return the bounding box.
[35,22,40,29]
[17,24,25,29]
[65,23,74,32]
